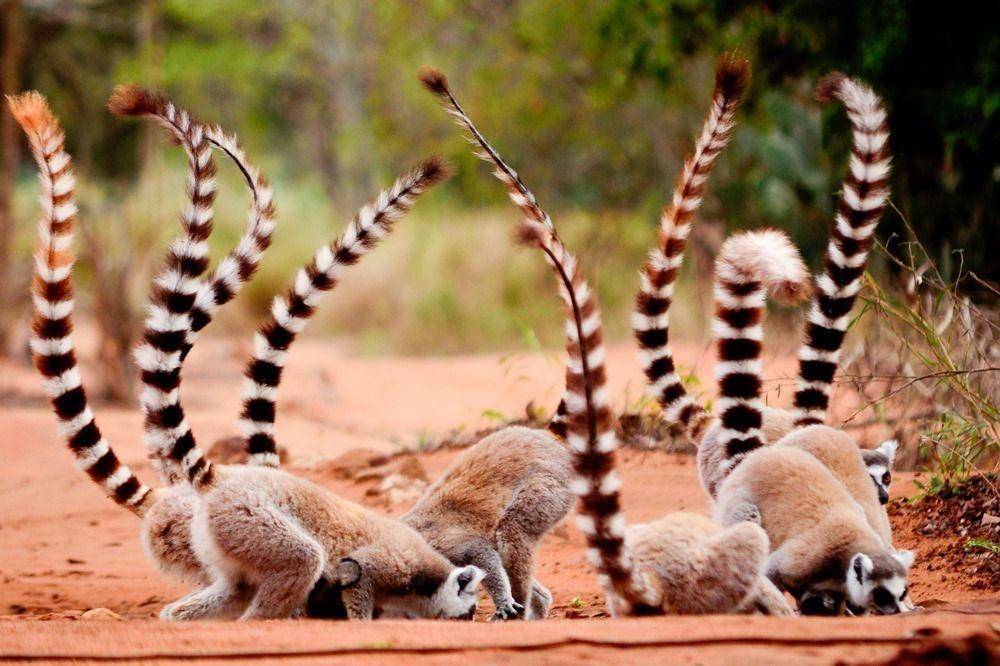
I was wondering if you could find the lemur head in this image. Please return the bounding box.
[845,549,913,615]
[335,557,483,620]
[861,439,898,505]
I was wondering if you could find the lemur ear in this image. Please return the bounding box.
[894,549,915,570]
[337,557,363,587]
[878,439,899,463]
[851,553,873,584]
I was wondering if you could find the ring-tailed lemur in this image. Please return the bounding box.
[631,70,898,542]
[147,157,486,622]
[14,90,479,621]
[695,228,911,615]
[9,88,277,587]
[861,439,898,505]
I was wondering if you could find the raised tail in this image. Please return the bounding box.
[109,85,219,485]
[634,53,750,445]
[713,229,811,473]
[515,222,656,616]
[419,68,656,614]
[418,67,551,231]
[792,74,891,426]
[237,157,453,467]
[9,92,155,516]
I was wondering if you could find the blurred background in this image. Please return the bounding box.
[0,2,996,394]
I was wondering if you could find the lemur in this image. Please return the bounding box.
[13,89,481,621]
[636,145,911,613]
[9,87,277,588]
[631,71,898,544]
[245,67,576,622]
[861,439,898,505]
[413,59,792,619]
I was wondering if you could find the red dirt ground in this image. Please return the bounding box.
[1,336,997,663]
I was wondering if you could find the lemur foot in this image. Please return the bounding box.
[490,598,525,621]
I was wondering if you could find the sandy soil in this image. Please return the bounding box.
[0,336,997,663]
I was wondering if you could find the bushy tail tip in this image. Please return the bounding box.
[6,91,57,135]
[715,52,752,100]
[107,83,166,117]
[813,72,848,103]
[417,154,456,186]
[417,66,450,97]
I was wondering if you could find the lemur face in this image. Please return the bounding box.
[861,439,899,505]
[845,550,913,615]
[378,565,484,620]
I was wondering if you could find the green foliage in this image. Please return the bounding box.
[965,538,1000,556]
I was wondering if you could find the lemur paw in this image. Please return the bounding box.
[490,599,524,621]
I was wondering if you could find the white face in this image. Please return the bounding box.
[379,565,483,620]
[867,463,891,504]
[846,552,912,615]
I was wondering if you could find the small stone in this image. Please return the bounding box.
[981,513,1000,526]
[81,608,123,621]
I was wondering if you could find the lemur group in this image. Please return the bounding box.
[9,52,911,622]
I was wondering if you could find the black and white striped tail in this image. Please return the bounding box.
[713,230,812,475]
[10,92,155,515]
[109,86,219,485]
[634,53,750,444]
[792,74,891,426]
[238,157,453,467]
[420,67,656,614]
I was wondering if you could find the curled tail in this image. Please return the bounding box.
[9,92,155,516]
[420,67,655,614]
[713,229,811,474]
[184,125,276,359]
[634,53,750,444]
[793,74,891,426]
[238,156,452,466]
[109,86,219,485]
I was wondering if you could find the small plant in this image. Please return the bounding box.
[965,538,1000,556]
[570,597,585,608]
[842,211,999,494]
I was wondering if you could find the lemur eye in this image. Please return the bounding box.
[883,472,892,485]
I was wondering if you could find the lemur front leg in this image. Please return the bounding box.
[336,555,377,620]
[457,537,523,620]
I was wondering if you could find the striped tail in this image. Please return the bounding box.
[634,53,750,445]
[516,222,655,616]
[183,125,276,360]
[713,230,811,474]
[9,92,155,516]
[237,157,453,468]
[792,74,891,426]
[419,67,656,614]
[109,86,219,485]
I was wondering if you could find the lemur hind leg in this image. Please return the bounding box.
[528,579,553,620]
[456,536,523,620]
[161,578,253,621]
[207,502,325,620]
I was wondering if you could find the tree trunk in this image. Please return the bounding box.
[0,0,25,355]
